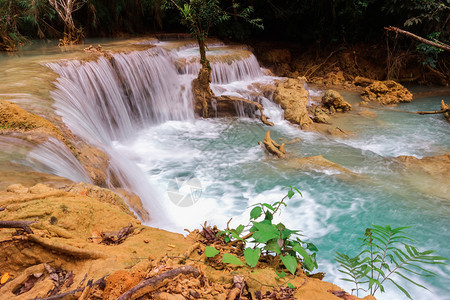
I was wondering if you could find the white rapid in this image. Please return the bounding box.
[44,42,278,226]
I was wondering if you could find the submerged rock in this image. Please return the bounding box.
[273,78,315,130]
[395,154,450,200]
[322,90,352,112]
[361,80,413,105]
[290,155,357,177]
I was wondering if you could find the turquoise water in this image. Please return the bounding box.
[115,95,450,300]
[2,39,448,299]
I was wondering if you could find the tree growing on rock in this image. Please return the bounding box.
[162,0,267,121]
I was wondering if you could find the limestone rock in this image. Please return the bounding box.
[358,110,377,118]
[290,155,357,177]
[29,183,56,194]
[353,76,374,87]
[273,78,315,130]
[312,106,331,123]
[441,100,450,122]
[395,154,450,200]
[6,183,29,194]
[322,90,352,112]
[361,80,413,105]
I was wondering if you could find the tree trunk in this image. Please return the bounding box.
[198,38,208,68]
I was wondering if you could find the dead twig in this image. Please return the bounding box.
[116,266,201,300]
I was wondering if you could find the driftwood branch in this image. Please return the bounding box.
[385,26,450,52]
[117,266,201,300]
[215,95,274,126]
[0,220,36,234]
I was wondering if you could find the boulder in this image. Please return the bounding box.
[312,105,331,123]
[361,80,413,105]
[322,90,352,112]
[273,78,315,130]
[353,76,375,87]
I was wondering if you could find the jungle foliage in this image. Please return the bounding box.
[1,0,449,58]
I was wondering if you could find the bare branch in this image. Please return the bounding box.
[386,26,450,52]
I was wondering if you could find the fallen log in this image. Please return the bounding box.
[0,220,36,234]
[116,266,201,300]
[261,130,286,158]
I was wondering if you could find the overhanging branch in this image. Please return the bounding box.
[385,26,450,52]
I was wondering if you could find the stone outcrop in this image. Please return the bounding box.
[442,100,450,122]
[312,105,331,123]
[361,80,413,105]
[0,99,112,187]
[321,90,352,112]
[273,78,315,130]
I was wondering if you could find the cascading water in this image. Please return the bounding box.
[9,40,448,299]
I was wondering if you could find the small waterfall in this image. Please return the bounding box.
[47,48,194,144]
[27,138,92,183]
[178,53,263,84]
[211,55,263,84]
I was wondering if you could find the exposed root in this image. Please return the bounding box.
[26,234,107,259]
[0,220,36,234]
[116,265,201,300]
[261,130,286,158]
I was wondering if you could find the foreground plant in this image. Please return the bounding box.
[336,225,448,299]
[206,186,318,279]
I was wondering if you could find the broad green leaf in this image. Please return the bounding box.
[222,253,244,266]
[253,230,279,244]
[306,242,319,252]
[287,282,295,289]
[205,246,219,258]
[250,206,262,220]
[293,243,314,271]
[235,224,245,235]
[287,190,294,199]
[264,240,281,254]
[262,203,274,211]
[244,247,261,268]
[281,254,298,275]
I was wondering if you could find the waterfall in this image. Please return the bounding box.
[47,48,194,144]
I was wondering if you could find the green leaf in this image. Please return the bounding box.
[281,254,298,275]
[275,270,286,278]
[235,225,245,235]
[306,242,319,252]
[287,190,294,199]
[387,278,413,299]
[287,282,295,289]
[250,206,262,220]
[293,243,314,271]
[222,253,244,266]
[253,230,279,244]
[264,240,282,254]
[244,247,261,268]
[205,246,219,258]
